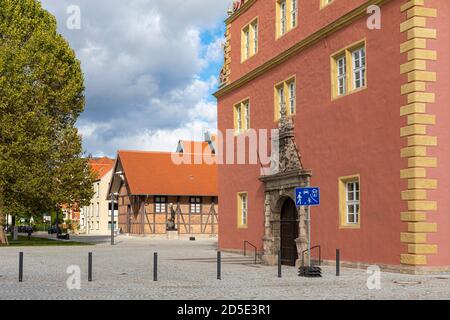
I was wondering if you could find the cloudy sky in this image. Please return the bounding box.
[40,0,229,157]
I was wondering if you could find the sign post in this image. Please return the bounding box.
[295,187,320,268]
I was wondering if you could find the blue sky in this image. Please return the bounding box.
[40,0,230,157]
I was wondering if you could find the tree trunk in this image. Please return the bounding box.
[0,206,8,245]
[11,215,17,241]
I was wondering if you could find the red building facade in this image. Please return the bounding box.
[215,0,450,273]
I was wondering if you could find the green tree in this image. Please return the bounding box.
[0,0,95,234]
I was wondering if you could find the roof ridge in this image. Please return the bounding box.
[118,150,216,156]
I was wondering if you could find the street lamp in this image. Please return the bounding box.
[110,192,119,245]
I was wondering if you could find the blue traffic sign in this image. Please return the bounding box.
[295,187,320,207]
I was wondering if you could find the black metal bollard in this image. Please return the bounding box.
[153,252,158,282]
[217,251,221,280]
[19,252,23,282]
[336,249,340,277]
[88,252,93,282]
[278,250,282,278]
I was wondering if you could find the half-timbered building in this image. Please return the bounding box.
[108,151,218,238]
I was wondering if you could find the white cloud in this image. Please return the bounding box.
[40,0,229,156]
[205,36,225,62]
[78,75,218,155]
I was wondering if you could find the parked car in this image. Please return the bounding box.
[48,225,61,235]
[17,226,33,233]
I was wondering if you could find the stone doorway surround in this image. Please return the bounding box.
[258,98,312,267]
[259,169,311,266]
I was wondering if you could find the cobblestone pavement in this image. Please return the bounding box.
[31,232,112,244]
[1,236,450,300]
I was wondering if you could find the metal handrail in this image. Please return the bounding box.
[301,245,321,267]
[244,240,258,264]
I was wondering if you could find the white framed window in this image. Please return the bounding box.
[277,0,297,38]
[190,197,202,214]
[244,101,250,130]
[337,56,346,96]
[236,105,242,132]
[280,0,287,35]
[238,193,248,227]
[241,19,258,62]
[155,196,167,213]
[96,183,100,198]
[252,23,258,54]
[275,77,296,121]
[96,221,99,230]
[278,86,285,118]
[234,99,250,134]
[291,0,297,28]
[96,203,99,217]
[244,29,250,60]
[332,42,366,99]
[241,194,247,225]
[345,181,360,224]
[352,48,366,90]
[288,82,296,115]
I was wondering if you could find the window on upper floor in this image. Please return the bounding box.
[274,77,296,121]
[291,0,298,28]
[331,41,366,99]
[95,183,100,198]
[241,18,258,62]
[352,47,366,90]
[320,0,334,9]
[234,99,250,134]
[276,0,298,38]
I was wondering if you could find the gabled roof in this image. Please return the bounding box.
[89,157,115,180]
[110,151,217,196]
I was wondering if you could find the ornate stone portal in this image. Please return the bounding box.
[259,102,311,266]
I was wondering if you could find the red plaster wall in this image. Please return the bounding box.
[218,0,409,266]
[229,0,368,82]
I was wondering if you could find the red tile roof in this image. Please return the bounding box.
[89,157,115,180]
[117,151,217,196]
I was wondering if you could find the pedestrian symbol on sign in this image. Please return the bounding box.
[295,187,320,207]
